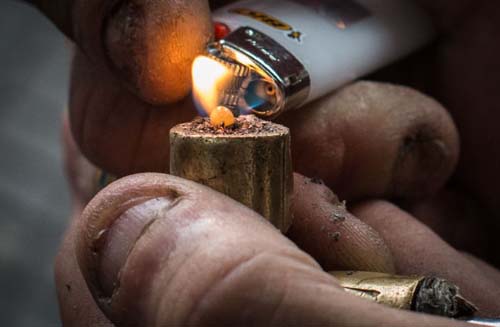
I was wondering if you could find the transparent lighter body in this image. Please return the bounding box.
[200,0,435,118]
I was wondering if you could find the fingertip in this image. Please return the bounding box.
[283,81,459,201]
[42,0,213,105]
[339,82,459,200]
[104,0,213,104]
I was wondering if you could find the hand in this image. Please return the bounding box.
[59,131,500,326]
[25,0,500,325]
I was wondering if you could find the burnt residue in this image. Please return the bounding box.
[328,231,341,242]
[310,177,325,185]
[187,115,283,135]
[413,277,477,318]
[330,201,347,223]
[330,211,346,223]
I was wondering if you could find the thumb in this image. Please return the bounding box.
[77,173,467,326]
[27,0,212,104]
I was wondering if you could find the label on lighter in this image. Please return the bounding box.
[292,0,372,29]
[228,0,372,43]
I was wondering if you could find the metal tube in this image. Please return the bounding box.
[331,271,477,318]
[169,115,293,232]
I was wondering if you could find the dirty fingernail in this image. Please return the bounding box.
[391,130,451,198]
[96,197,176,296]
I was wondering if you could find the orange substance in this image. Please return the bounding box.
[210,106,235,127]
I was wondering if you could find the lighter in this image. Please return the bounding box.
[192,0,434,119]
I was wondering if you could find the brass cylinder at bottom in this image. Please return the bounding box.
[332,271,421,311]
[169,117,293,232]
[331,271,477,318]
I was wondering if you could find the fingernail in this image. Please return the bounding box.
[96,197,176,296]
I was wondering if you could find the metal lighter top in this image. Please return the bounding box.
[204,27,310,118]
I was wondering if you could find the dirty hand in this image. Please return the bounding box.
[25,0,500,325]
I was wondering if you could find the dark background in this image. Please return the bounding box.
[0,1,71,325]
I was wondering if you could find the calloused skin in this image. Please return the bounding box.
[23,0,500,325]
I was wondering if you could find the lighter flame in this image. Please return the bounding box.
[192,56,232,116]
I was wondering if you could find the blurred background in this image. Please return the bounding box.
[0,1,71,326]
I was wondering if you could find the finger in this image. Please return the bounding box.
[407,190,496,265]
[29,0,212,104]
[278,81,459,201]
[460,253,500,287]
[287,174,395,273]
[69,50,195,176]
[61,123,391,326]
[57,132,458,326]
[351,200,500,317]
[71,49,458,184]
[75,173,466,326]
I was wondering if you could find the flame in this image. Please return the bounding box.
[192,55,232,116]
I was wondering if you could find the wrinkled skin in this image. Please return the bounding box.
[23,0,500,325]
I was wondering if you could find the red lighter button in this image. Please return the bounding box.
[214,22,231,40]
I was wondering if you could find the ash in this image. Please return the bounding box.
[190,115,280,135]
[414,277,477,318]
